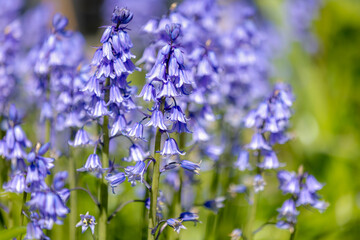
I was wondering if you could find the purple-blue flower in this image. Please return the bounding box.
[77,153,103,174]
[105,172,126,193]
[76,212,96,234]
[203,197,225,213]
[180,160,200,175]
[124,161,149,187]
[159,138,185,156]
[166,218,186,233]
[124,144,149,162]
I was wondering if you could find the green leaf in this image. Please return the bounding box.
[0,226,27,240]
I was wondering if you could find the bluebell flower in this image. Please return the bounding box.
[160,162,180,173]
[128,122,145,140]
[167,218,186,233]
[56,188,70,204]
[179,212,199,222]
[229,228,242,240]
[3,171,25,193]
[311,200,329,213]
[124,144,149,162]
[269,131,290,145]
[138,83,157,102]
[258,150,282,169]
[305,174,323,193]
[157,81,179,98]
[277,171,300,195]
[124,161,149,187]
[26,143,54,192]
[77,153,103,174]
[31,12,88,136]
[82,76,101,97]
[160,138,185,156]
[2,105,31,160]
[203,197,225,213]
[246,133,271,151]
[168,106,187,123]
[110,114,128,137]
[277,199,299,223]
[229,184,247,197]
[26,163,48,192]
[91,99,109,118]
[68,128,91,147]
[253,174,266,193]
[277,169,328,212]
[180,160,200,175]
[27,190,70,222]
[79,6,139,154]
[296,187,316,206]
[25,216,49,240]
[105,172,126,193]
[111,6,133,25]
[109,84,125,104]
[0,20,21,113]
[52,171,68,191]
[76,212,96,234]
[169,121,191,134]
[234,150,251,171]
[52,13,69,33]
[145,109,167,130]
[192,123,210,142]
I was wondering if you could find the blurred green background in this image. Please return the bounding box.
[258,0,360,239]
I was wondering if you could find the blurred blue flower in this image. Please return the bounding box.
[203,197,225,213]
[167,218,186,234]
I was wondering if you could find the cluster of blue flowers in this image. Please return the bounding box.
[1,106,69,238]
[31,12,87,144]
[0,1,327,239]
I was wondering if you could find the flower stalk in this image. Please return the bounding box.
[148,99,165,240]
[69,148,77,240]
[99,78,110,240]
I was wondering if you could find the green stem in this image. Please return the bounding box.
[69,148,77,240]
[44,119,53,187]
[290,225,296,240]
[99,78,110,240]
[148,99,165,240]
[19,192,27,239]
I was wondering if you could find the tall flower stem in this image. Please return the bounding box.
[99,78,110,240]
[18,191,27,239]
[148,99,165,240]
[69,147,77,240]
